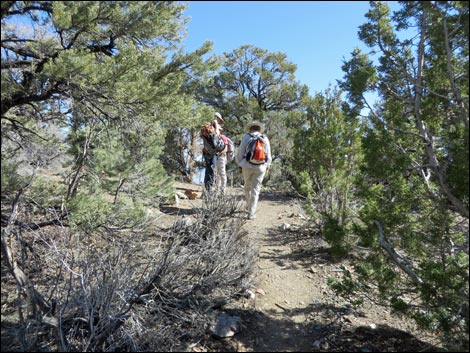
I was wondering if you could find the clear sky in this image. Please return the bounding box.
[181,1,398,96]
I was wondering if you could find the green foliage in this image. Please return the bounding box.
[194,44,308,132]
[2,0,217,209]
[160,101,217,179]
[30,175,66,208]
[290,88,362,253]
[327,271,364,307]
[67,193,113,229]
[1,159,27,195]
[323,216,349,257]
[67,190,151,232]
[335,1,469,347]
[390,296,409,313]
[0,0,215,297]
[298,171,314,200]
[339,48,377,110]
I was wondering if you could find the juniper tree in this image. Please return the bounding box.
[335,2,469,348]
[291,88,363,256]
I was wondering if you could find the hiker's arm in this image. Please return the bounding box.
[236,135,247,164]
[265,137,272,166]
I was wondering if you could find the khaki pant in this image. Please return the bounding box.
[215,154,227,193]
[242,167,266,219]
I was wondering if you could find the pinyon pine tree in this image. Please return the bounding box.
[1,2,236,351]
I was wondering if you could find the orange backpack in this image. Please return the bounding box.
[245,134,267,165]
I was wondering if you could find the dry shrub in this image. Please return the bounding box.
[1,191,256,352]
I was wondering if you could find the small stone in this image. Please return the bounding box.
[255,288,266,296]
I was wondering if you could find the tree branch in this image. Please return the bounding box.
[1,189,52,314]
[375,220,423,285]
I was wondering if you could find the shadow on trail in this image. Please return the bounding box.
[209,304,440,352]
[245,190,354,271]
[261,223,353,272]
[257,191,298,203]
[159,205,201,216]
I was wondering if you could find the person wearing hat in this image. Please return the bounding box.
[214,112,224,127]
[212,112,229,194]
[236,120,272,220]
[202,112,226,194]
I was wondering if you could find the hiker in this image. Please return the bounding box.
[201,117,226,193]
[213,112,229,194]
[236,121,272,220]
[214,111,224,130]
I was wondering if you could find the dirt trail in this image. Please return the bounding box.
[237,194,316,351]
[172,183,440,352]
[224,192,341,352]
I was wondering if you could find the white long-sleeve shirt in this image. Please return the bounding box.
[236,132,272,170]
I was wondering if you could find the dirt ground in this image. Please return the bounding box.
[165,182,443,352]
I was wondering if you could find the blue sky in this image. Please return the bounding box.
[181,1,398,96]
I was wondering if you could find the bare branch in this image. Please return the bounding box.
[375,220,423,285]
[1,189,52,314]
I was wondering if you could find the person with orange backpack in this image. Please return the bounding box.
[236,120,272,220]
